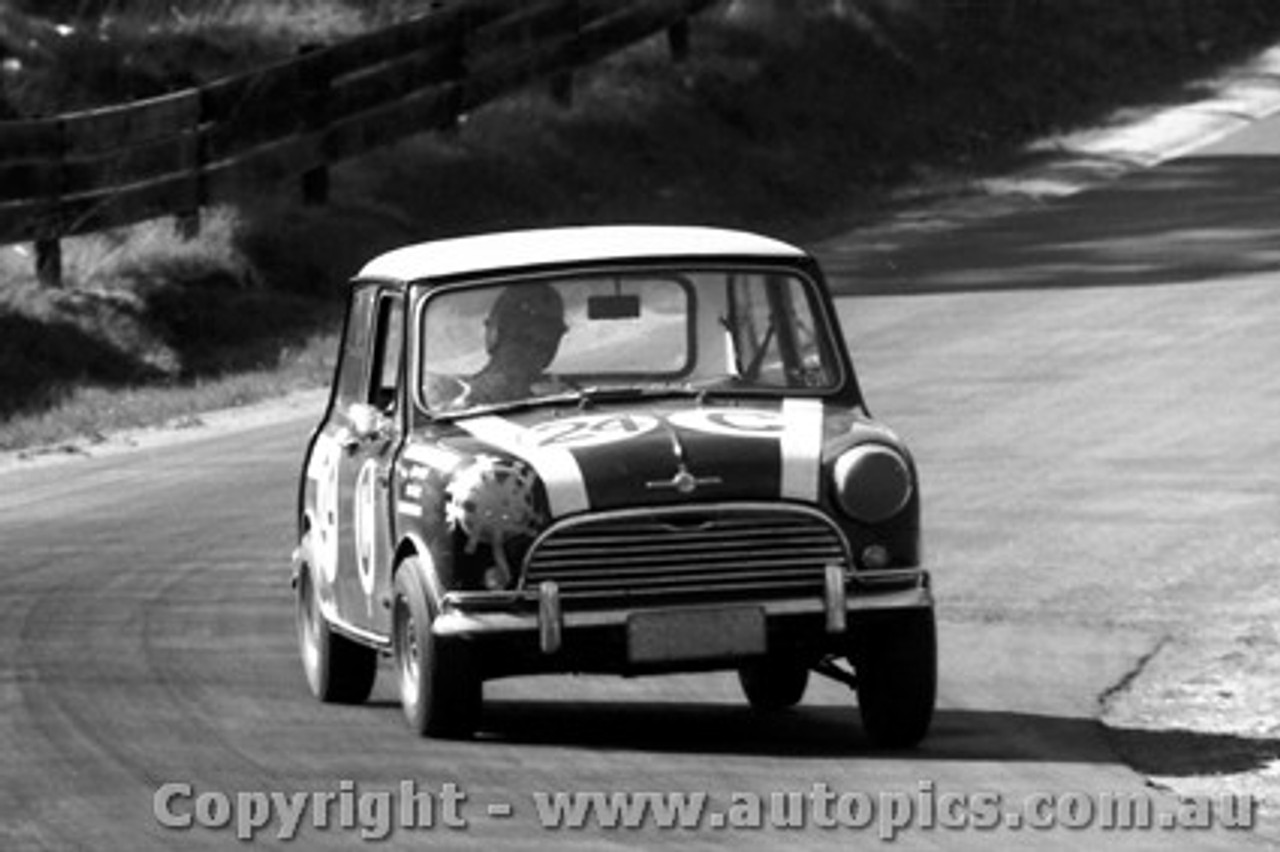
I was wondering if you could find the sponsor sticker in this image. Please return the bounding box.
[353,459,379,598]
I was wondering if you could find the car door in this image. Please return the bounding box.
[333,288,404,635]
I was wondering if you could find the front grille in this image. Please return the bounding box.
[521,504,850,605]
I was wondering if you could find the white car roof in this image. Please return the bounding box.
[357,225,807,282]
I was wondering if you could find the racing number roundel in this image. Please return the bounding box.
[309,435,342,585]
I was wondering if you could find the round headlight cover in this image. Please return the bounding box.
[833,444,913,523]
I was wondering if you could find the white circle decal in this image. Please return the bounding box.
[667,409,785,438]
[529,414,659,448]
[309,435,342,585]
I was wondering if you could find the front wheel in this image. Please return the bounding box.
[392,557,481,738]
[851,608,937,749]
[738,656,810,710]
[295,548,377,705]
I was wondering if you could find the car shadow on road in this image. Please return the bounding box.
[821,156,1280,296]
[471,699,1276,772]
[1103,724,1280,777]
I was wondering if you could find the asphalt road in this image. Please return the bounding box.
[3,123,1278,850]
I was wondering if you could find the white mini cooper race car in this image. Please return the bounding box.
[293,225,935,744]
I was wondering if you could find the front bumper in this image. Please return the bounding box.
[434,568,931,679]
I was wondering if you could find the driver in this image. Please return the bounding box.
[431,283,569,409]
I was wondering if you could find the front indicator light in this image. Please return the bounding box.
[861,544,891,570]
[833,445,913,523]
[483,565,509,590]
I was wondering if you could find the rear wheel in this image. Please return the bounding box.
[738,656,810,710]
[852,608,936,748]
[392,557,481,738]
[295,543,377,705]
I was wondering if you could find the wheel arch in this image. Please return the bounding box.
[394,532,446,610]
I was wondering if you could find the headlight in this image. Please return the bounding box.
[832,444,912,523]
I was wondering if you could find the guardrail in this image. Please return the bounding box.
[0,0,716,285]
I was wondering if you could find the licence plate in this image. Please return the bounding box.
[627,606,766,664]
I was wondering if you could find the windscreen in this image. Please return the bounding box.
[420,268,839,414]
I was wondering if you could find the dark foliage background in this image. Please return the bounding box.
[2,0,1279,443]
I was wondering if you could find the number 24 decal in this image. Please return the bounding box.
[531,415,659,448]
[528,409,784,448]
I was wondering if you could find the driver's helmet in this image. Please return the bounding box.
[485,283,567,352]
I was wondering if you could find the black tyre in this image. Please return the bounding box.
[392,557,481,738]
[295,545,377,705]
[852,608,937,748]
[738,656,810,710]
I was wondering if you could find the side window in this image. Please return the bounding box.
[369,295,404,412]
[334,286,379,408]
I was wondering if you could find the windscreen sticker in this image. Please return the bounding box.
[402,444,463,474]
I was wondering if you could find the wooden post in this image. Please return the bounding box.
[442,22,469,134]
[549,73,574,108]
[174,210,201,240]
[175,87,208,239]
[35,238,61,288]
[298,43,331,206]
[548,0,578,108]
[667,20,690,63]
[36,117,67,287]
[1177,0,1197,55]
[302,167,330,206]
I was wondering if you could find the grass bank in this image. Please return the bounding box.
[4,1,1280,451]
